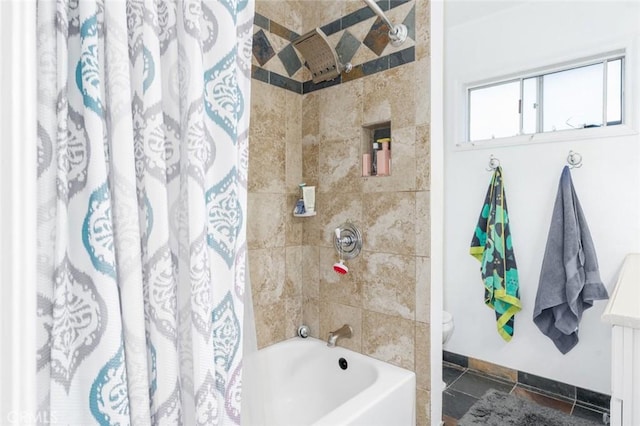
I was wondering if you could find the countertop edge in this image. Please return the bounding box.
[601,253,640,329]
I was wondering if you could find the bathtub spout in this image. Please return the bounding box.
[327,324,353,347]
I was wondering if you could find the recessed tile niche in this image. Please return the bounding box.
[362,122,391,177]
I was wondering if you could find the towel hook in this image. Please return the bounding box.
[486,155,500,171]
[567,150,583,169]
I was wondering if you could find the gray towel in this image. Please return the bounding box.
[533,166,608,354]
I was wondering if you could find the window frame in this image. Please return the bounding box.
[463,51,628,145]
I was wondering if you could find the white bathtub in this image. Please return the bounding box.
[242,337,416,426]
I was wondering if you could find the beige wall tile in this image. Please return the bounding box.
[362,74,392,125]
[302,245,320,299]
[254,0,275,21]
[255,0,303,34]
[318,80,363,141]
[415,0,431,61]
[319,246,363,308]
[416,123,431,189]
[415,321,431,389]
[285,0,304,34]
[302,142,319,188]
[415,190,430,257]
[363,64,416,129]
[302,92,320,143]
[254,300,287,348]
[286,91,304,191]
[248,193,286,249]
[285,295,303,339]
[363,310,415,370]
[416,387,431,426]
[363,191,416,255]
[285,246,303,298]
[415,58,431,127]
[249,82,286,193]
[286,194,303,246]
[416,256,431,324]
[248,135,286,193]
[318,137,364,194]
[302,296,320,338]
[301,92,319,188]
[301,214,321,247]
[362,252,416,320]
[249,247,286,305]
[250,81,287,141]
[299,0,344,30]
[343,0,364,16]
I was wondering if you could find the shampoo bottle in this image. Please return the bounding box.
[371,142,380,175]
[362,153,371,176]
[376,139,390,176]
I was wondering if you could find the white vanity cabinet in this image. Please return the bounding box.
[602,254,640,426]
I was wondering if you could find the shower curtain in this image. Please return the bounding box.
[36,1,254,424]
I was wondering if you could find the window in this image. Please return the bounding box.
[467,55,624,142]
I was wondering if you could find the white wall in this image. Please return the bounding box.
[444,1,640,394]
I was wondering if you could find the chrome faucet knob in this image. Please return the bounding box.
[297,325,310,338]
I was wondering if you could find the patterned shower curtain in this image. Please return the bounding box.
[36,1,254,424]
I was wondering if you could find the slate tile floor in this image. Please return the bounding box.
[442,362,609,425]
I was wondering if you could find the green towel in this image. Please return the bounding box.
[470,166,521,342]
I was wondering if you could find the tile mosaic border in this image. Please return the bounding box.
[252,0,415,94]
[252,46,415,94]
[251,66,303,93]
[443,350,611,412]
[319,0,412,36]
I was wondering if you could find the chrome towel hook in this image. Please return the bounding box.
[486,155,500,171]
[567,150,583,169]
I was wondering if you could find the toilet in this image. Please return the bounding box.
[442,310,454,344]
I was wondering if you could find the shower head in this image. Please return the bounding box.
[293,28,352,83]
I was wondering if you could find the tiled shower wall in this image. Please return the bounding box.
[247,1,431,424]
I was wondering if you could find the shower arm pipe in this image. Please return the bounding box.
[361,0,408,46]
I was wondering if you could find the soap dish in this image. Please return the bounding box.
[293,208,316,217]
